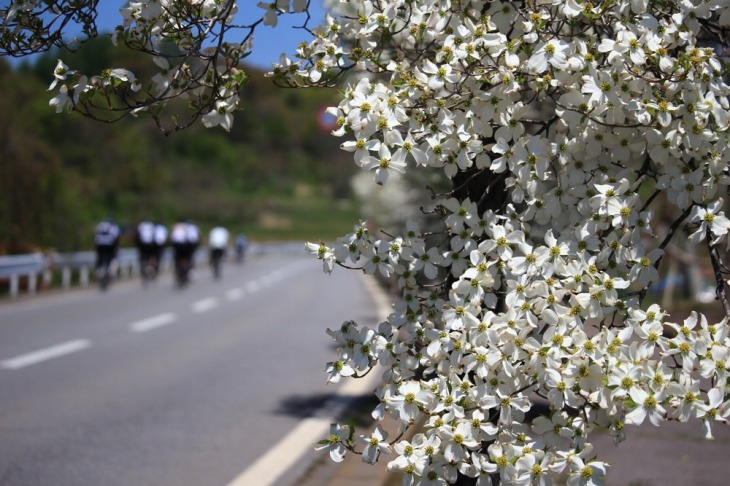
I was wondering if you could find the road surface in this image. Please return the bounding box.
[0,252,382,486]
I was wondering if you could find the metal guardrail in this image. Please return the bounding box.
[0,253,45,278]
[0,253,46,298]
[0,242,306,299]
[0,249,141,298]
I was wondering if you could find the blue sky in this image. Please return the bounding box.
[95,1,327,70]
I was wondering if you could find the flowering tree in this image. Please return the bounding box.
[4,0,730,484]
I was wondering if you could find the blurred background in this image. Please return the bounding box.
[0,35,360,253]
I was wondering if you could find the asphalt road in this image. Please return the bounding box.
[0,252,381,486]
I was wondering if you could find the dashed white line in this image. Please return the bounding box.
[226,287,244,301]
[1,263,312,372]
[192,297,220,313]
[130,312,177,333]
[1,339,91,370]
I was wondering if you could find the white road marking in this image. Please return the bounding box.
[225,287,244,301]
[0,260,315,373]
[1,339,91,370]
[130,313,177,333]
[226,417,332,486]
[192,297,219,313]
[268,270,285,281]
[227,369,383,486]
[225,274,390,486]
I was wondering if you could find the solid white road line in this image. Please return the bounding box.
[226,417,333,486]
[130,313,177,333]
[1,339,91,370]
[192,297,220,313]
[226,364,384,486]
[225,274,390,486]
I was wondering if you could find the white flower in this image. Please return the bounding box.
[201,99,236,131]
[696,387,730,439]
[442,294,481,331]
[688,200,725,243]
[387,381,434,422]
[362,144,407,185]
[359,425,390,463]
[441,422,479,462]
[48,59,70,91]
[532,411,574,447]
[567,455,608,486]
[625,387,666,426]
[528,39,570,73]
[108,68,141,91]
[315,423,350,462]
[417,60,461,91]
[386,130,428,166]
[581,69,620,108]
[341,136,380,166]
[410,243,444,280]
[49,75,88,113]
[305,242,337,273]
[257,1,281,27]
[325,357,355,383]
[481,390,531,426]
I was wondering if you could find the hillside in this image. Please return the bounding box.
[0,38,358,253]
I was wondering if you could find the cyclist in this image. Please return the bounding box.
[234,234,248,264]
[94,217,120,290]
[135,219,156,282]
[170,219,200,287]
[152,222,168,274]
[208,226,229,280]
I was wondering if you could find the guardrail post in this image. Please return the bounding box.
[10,274,19,298]
[80,266,89,287]
[62,267,71,289]
[43,268,52,289]
[42,253,53,290]
[28,273,37,295]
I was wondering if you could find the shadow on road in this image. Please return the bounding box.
[274,392,379,424]
[273,392,336,418]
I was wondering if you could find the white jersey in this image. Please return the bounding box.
[170,223,188,245]
[95,221,119,246]
[186,224,200,245]
[154,224,168,246]
[209,227,229,249]
[137,221,155,245]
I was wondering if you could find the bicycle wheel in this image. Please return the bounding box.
[99,265,111,291]
[175,259,189,288]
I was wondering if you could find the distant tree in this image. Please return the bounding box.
[3,1,730,485]
[0,63,80,251]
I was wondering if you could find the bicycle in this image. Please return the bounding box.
[140,254,158,285]
[174,254,191,288]
[96,254,114,292]
[209,248,225,280]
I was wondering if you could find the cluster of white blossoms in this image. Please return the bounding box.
[294,1,730,485]
[3,0,256,130]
